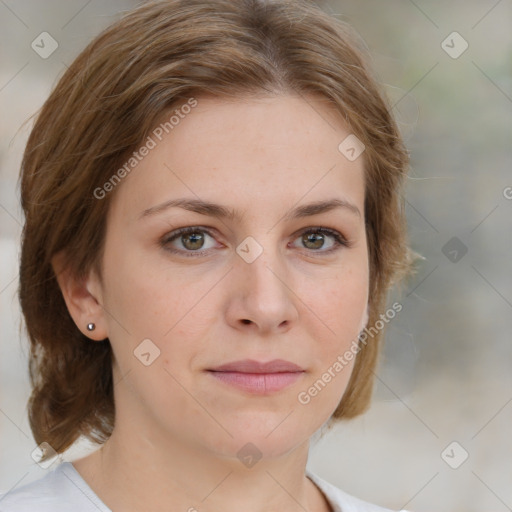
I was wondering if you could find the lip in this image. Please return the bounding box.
[209,359,304,373]
[207,359,305,395]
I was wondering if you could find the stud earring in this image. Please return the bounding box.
[86,323,96,331]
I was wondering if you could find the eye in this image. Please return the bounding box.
[290,227,349,254]
[161,226,219,256]
[161,225,350,258]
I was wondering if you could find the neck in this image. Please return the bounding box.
[72,413,331,512]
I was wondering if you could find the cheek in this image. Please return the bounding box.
[101,240,182,333]
[107,274,169,334]
[296,272,366,415]
[102,259,214,379]
[311,267,368,336]
[298,271,368,399]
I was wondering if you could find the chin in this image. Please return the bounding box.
[204,412,316,459]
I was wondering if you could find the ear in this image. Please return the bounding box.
[360,304,369,332]
[51,250,108,341]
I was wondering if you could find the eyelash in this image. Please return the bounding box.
[160,226,351,258]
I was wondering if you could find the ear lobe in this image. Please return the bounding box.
[51,251,107,340]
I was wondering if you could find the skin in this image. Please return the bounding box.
[53,93,369,512]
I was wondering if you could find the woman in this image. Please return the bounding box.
[1,0,415,510]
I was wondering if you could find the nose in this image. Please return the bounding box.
[224,239,299,335]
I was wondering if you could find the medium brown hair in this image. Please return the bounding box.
[18,0,413,459]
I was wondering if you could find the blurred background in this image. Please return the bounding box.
[1,1,511,511]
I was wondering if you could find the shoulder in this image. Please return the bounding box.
[307,470,412,512]
[0,461,110,512]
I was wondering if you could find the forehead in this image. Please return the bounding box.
[108,93,365,224]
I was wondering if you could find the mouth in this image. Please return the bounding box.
[206,359,305,395]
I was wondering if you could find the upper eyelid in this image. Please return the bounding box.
[163,225,344,238]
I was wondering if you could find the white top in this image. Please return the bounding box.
[0,461,411,512]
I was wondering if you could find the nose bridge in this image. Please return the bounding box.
[238,232,287,298]
[232,231,297,329]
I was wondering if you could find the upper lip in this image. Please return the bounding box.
[208,359,304,373]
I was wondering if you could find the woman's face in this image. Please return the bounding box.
[92,94,369,459]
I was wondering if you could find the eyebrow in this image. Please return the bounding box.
[139,197,361,222]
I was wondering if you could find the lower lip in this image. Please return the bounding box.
[208,371,304,394]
